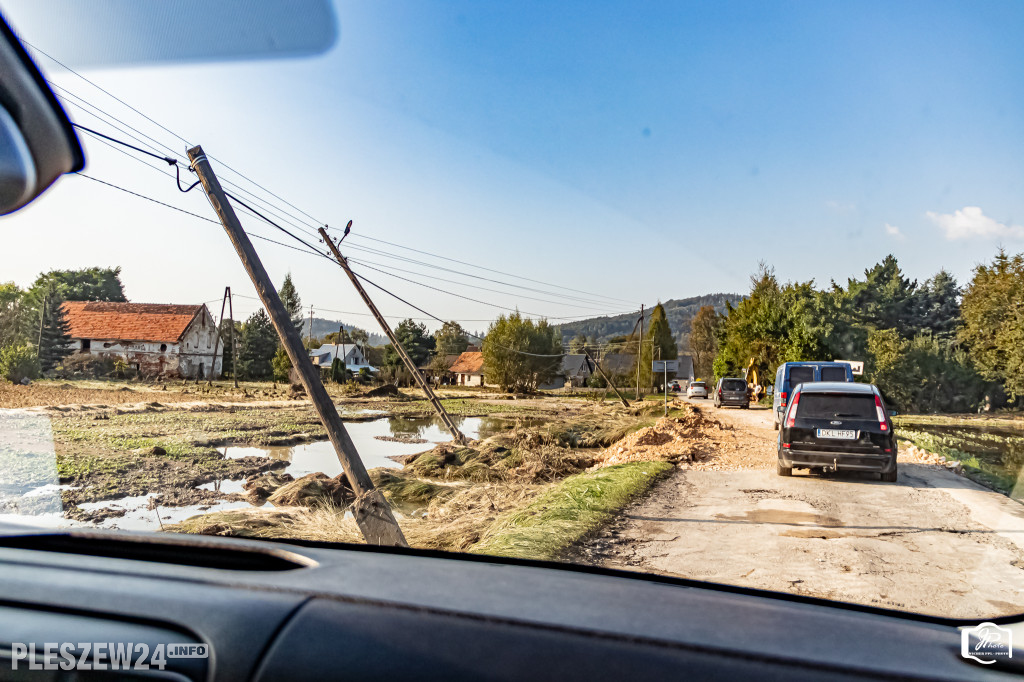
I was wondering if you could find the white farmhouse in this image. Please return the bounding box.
[61,302,223,379]
[309,343,375,374]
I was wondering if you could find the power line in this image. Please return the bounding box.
[345,255,632,313]
[341,241,629,308]
[347,233,636,306]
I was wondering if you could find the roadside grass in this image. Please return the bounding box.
[897,429,1021,499]
[468,461,674,561]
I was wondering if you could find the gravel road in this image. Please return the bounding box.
[576,398,1024,618]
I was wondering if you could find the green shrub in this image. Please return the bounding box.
[0,343,40,383]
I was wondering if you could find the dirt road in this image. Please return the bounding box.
[576,398,1024,618]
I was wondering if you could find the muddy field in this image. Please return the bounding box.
[1,379,696,553]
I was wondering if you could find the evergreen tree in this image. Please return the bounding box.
[279,273,304,337]
[917,269,961,342]
[272,346,292,382]
[330,357,347,383]
[36,289,72,372]
[848,255,919,336]
[382,319,435,376]
[237,310,277,379]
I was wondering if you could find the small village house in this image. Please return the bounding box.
[539,354,594,389]
[449,351,486,386]
[308,342,375,375]
[62,302,223,379]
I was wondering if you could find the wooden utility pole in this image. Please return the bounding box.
[308,305,314,347]
[635,304,644,401]
[582,347,629,408]
[318,226,467,445]
[207,287,229,384]
[227,287,238,388]
[188,145,407,547]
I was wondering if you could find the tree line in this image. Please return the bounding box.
[694,251,1020,413]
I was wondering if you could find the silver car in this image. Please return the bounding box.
[687,381,709,399]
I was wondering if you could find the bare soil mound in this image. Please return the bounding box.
[592,406,723,468]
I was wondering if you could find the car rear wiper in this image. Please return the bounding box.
[831,413,864,418]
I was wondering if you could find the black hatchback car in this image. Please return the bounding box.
[777,382,897,481]
[714,377,750,408]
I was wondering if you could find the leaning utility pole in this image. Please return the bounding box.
[319,226,467,445]
[188,145,407,547]
[207,287,229,385]
[582,347,629,408]
[227,287,238,388]
[635,304,644,401]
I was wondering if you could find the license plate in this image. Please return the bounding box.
[816,429,856,440]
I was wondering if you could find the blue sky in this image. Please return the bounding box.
[2,0,1023,330]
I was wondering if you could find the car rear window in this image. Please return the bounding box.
[788,366,815,387]
[796,393,876,419]
[691,382,706,388]
[723,379,746,391]
[820,366,848,382]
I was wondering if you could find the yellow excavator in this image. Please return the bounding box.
[744,358,763,402]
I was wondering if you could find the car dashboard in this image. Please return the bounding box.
[0,526,1018,681]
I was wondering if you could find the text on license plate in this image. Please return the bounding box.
[816,429,856,440]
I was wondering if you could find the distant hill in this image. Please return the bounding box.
[556,293,742,349]
[303,317,387,346]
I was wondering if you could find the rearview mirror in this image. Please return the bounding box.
[0,13,83,215]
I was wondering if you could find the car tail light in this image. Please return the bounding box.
[875,394,888,432]
[782,442,790,449]
[785,391,800,428]
[780,391,787,407]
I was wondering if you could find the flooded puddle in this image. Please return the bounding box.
[218,415,518,476]
[88,415,533,530]
[78,494,250,531]
[5,413,533,532]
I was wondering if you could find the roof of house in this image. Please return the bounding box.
[561,354,593,376]
[419,354,461,371]
[449,351,484,374]
[61,302,204,344]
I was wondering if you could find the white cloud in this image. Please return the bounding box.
[884,223,904,239]
[925,206,1024,241]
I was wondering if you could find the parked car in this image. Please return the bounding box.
[686,381,708,399]
[777,381,897,481]
[771,361,854,430]
[714,377,750,408]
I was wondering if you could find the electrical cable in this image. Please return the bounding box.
[347,233,637,306]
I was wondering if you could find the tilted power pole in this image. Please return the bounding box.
[582,346,629,408]
[318,227,467,445]
[188,145,407,547]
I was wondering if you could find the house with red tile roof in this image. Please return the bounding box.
[448,351,486,387]
[61,302,223,379]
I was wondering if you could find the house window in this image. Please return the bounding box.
[160,343,167,352]
[81,339,91,351]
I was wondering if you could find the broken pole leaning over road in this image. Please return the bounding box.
[583,347,630,408]
[319,225,467,446]
[187,145,408,548]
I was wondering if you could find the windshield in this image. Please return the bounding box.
[1,1,1022,622]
